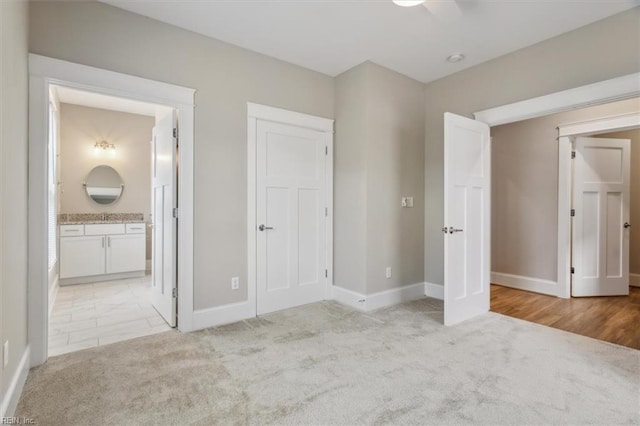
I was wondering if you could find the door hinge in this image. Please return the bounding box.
[172,288,178,298]
[571,151,576,159]
[570,209,575,217]
[173,207,179,218]
[173,127,179,139]
[325,269,328,278]
[325,146,328,155]
[325,207,328,217]
[571,267,575,274]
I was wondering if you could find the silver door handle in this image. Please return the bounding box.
[101,237,105,248]
[107,236,111,247]
[449,227,464,234]
[258,224,274,231]
[624,222,631,229]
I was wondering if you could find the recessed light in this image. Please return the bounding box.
[392,0,426,7]
[446,53,465,63]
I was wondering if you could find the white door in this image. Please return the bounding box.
[151,109,177,327]
[443,113,491,326]
[106,234,146,274]
[256,120,328,315]
[572,137,630,297]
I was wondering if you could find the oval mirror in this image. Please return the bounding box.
[85,165,124,205]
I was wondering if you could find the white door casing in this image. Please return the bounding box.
[443,113,491,326]
[151,109,178,326]
[572,137,630,297]
[256,120,328,315]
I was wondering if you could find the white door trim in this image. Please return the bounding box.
[247,102,334,317]
[28,54,196,366]
[473,73,640,299]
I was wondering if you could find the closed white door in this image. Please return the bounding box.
[572,137,630,297]
[443,113,491,326]
[151,109,177,327]
[106,234,146,274]
[256,120,328,315]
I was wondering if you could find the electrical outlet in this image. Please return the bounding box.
[231,277,240,290]
[402,196,414,208]
[3,341,8,368]
[386,267,392,279]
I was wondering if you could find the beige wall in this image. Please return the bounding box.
[491,98,640,282]
[30,1,334,310]
[334,62,425,295]
[596,129,640,275]
[424,8,640,285]
[59,104,154,217]
[0,0,29,411]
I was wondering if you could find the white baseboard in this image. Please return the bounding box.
[60,270,145,286]
[331,285,367,311]
[48,275,59,318]
[491,271,557,296]
[0,346,30,418]
[192,301,254,331]
[424,282,444,300]
[331,282,425,311]
[630,273,640,287]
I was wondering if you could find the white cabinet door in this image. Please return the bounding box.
[60,236,106,279]
[106,234,146,274]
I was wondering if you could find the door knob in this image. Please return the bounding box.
[258,224,274,231]
[624,222,631,229]
[449,227,464,234]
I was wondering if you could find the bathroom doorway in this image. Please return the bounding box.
[28,54,195,366]
[47,86,177,356]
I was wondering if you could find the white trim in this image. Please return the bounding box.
[491,272,557,296]
[630,273,640,287]
[424,282,444,300]
[0,346,30,418]
[331,286,367,311]
[558,112,640,137]
[331,282,426,311]
[474,73,640,126]
[48,274,59,318]
[59,271,145,286]
[192,302,254,330]
[28,55,196,367]
[247,102,334,320]
[247,103,333,132]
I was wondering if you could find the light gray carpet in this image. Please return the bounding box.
[16,298,640,425]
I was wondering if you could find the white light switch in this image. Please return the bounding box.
[401,197,414,208]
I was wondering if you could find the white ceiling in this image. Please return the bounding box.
[54,86,159,116]
[100,0,639,83]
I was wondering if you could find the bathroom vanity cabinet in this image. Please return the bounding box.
[59,222,146,284]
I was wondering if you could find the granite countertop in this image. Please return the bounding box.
[58,213,145,225]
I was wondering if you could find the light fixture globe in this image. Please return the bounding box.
[392,0,426,7]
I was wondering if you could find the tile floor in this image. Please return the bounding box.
[49,275,172,356]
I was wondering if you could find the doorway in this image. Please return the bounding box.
[28,54,195,366]
[47,86,178,356]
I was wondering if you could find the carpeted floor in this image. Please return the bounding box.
[16,298,640,425]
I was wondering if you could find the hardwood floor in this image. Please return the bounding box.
[490,284,640,350]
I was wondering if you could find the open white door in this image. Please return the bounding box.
[256,120,328,315]
[443,113,491,326]
[572,137,630,297]
[151,108,177,326]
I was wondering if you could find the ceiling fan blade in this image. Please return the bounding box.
[423,0,462,22]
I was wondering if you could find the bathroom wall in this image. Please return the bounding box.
[59,103,154,259]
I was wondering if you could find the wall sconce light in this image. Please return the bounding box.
[94,140,116,152]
